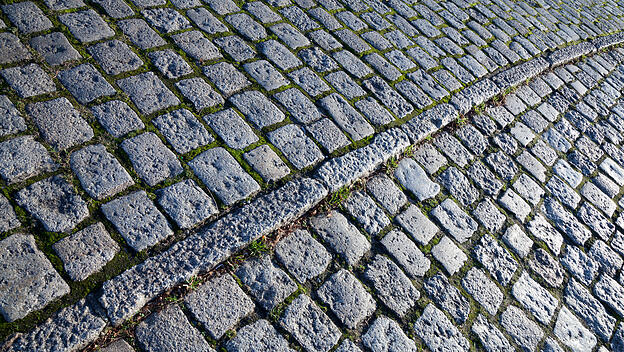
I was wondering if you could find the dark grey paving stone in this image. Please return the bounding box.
[0,233,69,322]
[333,50,373,79]
[185,274,254,339]
[299,47,338,73]
[236,254,297,310]
[30,32,80,66]
[214,35,256,62]
[472,314,514,352]
[431,198,478,243]
[394,158,439,201]
[553,306,597,352]
[581,181,616,217]
[16,175,89,233]
[462,268,503,316]
[142,8,191,33]
[268,124,323,170]
[88,40,143,76]
[92,0,134,18]
[189,147,260,206]
[363,76,413,118]
[226,13,267,41]
[186,8,228,35]
[118,19,167,49]
[0,135,57,184]
[512,272,558,324]
[156,179,217,229]
[2,2,52,34]
[500,305,544,352]
[565,278,615,343]
[136,305,214,352]
[365,255,419,317]
[203,62,250,96]
[128,0,165,7]
[101,191,173,252]
[53,222,119,281]
[310,210,370,266]
[473,235,518,286]
[274,88,321,125]
[414,304,470,352]
[121,132,182,186]
[280,294,340,352]
[59,10,115,43]
[395,204,438,245]
[595,274,624,318]
[344,191,389,236]
[226,320,293,352]
[230,90,285,129]
[0,33,31,64]
[1,64,56,98]
[43,0,85,9]
[363,316,418,352]
[175,78,223,112]
[318,269,376,328]
[70,144,134,200]
[288,67,330,97]
[204,108,257,150]
[148,50,193,79]
[0,194,19,232]
[100,339,135,352]
[172,30,221,62]
[354,97,395,127]
[366,174,406,215]
[424,273,470,324]
[91,100,144,138]
[485,151,518,182]
[275,229,330,283]
[306,118,350,154]
[546,175,582,209]
[58,64,116,104]
[117,72,180,115]
[153,109,213,154]
[243,145,289,182]
[244,60,288,91]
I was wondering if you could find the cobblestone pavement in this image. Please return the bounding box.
[3,0,624,350]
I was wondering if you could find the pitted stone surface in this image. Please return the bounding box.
[70,144,134,200]
[91,100,145,138]
[122,132,183,187]
[310,211,370,266]
[236,255,297,311]
[1,63,56,98]
[0,136,57,184]
[414,304,470,352]
[117,72,180,115]
[226,320,293,352]
[153,109,213,154]
[364,255,419,317]
[156,179,217,229]
[27,97,93,151]
[280,294,340,352]
[363,316,418,352]
[317,269,376,329]
[275,229,331,283]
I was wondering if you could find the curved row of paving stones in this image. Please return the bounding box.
[3,0,624,349]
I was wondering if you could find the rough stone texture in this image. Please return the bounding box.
[27,97,93,151]
[225,320,293,352]
[500,305,544,352]
[554,306,597,352]
[462,268,503,315]
[117,72,180,115]
[59,10,114,43]
[122,132,183,187]
[0,135,57,184]
[230,90,285,129]
[88,40,143,75]
[363,316,418,352]
[365,255,419,317]
[268,124,324,169]
[156,179,218,229]
[414,304,470,352]
[153,109,213,154]
[432,236,467,276]
[70,144,134,200]
[310,211,370,266]
[275,229,331,283]
[512,272,558,324]
[1,64,56,98]
[366,174,407,215]
[317,269,376,328]
[236,255,297,311]
[380,229,429,278]
[472,314,514,352]
[424,274,471,324]
[91,100,144,138]
[431,199,478,243]
[205,108,258,150]
[473,235,518,286]
[243,145,290,182]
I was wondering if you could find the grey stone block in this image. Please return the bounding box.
[432,236,467,276]
[0,135,57,184]
[215,35,255,62]
[288,67,330,97]
[148,50,193,79]
[226,13,267,41]
[512,272,558,324]
[413,143,447,175]
[394,158,439,201]
[280,294,340,352]
[230,90,285,129]
[244,60,288,91]
[365,255,419,317]
[268,124,324,170]
[594,273,624,317]
[243,145,290,182]
[274,88,321,124]
[380,229,429,278]
[27,97,93,151]
[91,100,144,138]
[424,273,470,324]
[88,40,143,75]
[432,199,478,243]
[363,76,413,118]
[117,72,180,115]
[473,199,506,233]
[1,63,56,98]
[59,10,114,43]
[204,108,257,150]
[472,314,513,352]
[553,306,597,352]
[318,93,374,141]
[438,167,479,206]
[187,8,228,34]
[236,255,297,311]
[0,95,26,137]
[462,268,503,316]
[70,144,133,200]
[527,214,564,256]
[503,224,533,258]
[121,132,182,186]
[414,304,470,352]
[118,19,166,49]
[2,2,52,34]
[172,30,221,62]
[142,8,190,33]
[473,235,518,286]
[204,62,250,96]
[326,71,366,100]
[565,278,616,342]
[395,204,439,245]
[318,269,376,328]
[344,191,389,236]
[500,305,544,352]
[0,33,30,64]
[275,229,331,283]
[226,320,293,352]
[306,118,349,154]
[499,189,531,222]
[176,78,223,111]
[542,197,592,246]
[157,179,217,229]
[434,132,474,167]
[100,340,135,352]
[310,211,370,266]
[366,174,406,215]
[271,23,310,49]
[363,316,418,352]
[0,194,19,232]
[92,0,134,18]
[153,109,213,154]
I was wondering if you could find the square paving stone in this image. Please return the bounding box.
[226,320,293,352]
[156,179,217,229]
[0,33,31,64]
[318,269,376,329]
[148,50,193,79]
[0,233,70,322]
[380,229,429,278]
[1,64,56,98]
[306,118,349,154]
[117,72,180,115]
[0,135,57,184]
[364,255,420,317]
[432,236,467,276]
[2,2,52,34]
[101,191,173,252]
[70,144,134,200]
[58,64,116,104]
[176,78,223,112]
[30,32,81,66]
[189,147,260,206]
[268,124,323,170]
[118,19,167,49]
[153,109,213,154]
[310,210,370,266]
[0,95,26,137]
[275,229,331,283]
[88,40,144,76]
[186,274,254,339]
[91,100,145,138]
[204,109,258,150]
[280,294,341,352]
[236,255,297,311]
[142,8,191,33]
[16,175,89,233]
[135,305,214,352]
[203,62,250,97]
[214,35,256,62]
[230,91,285,129]
[53,222,120,281]
[0,194,19,232]
[121,132,183,186]
[59,10,115,43]
[172,31,221,62]
[243,145,290,182]
[243,60,289,91]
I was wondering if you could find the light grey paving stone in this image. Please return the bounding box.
[0,135,57,184]
[101,191,173,252]
[226,13,267,41]
[215,35,255,62]
[91,100,144,138]
[176,78,223,112]
[600,158,624,186]
[434,132,474,168]
[517,151,547,183]
[59,10,114,43]
[53,222,119,281]
[468,163,501,197]
[363,316,418,352]
[148,50,193,79]
[100,339,135,352]
[503,224,533,258]
[153,109,213,154]
[92,0,133,18]
[226,320,293,352]
[472,314,514,352]
[275,88,321,125]
[438,167,479,206]
[512,272,558,324]
[186,7,228,34]
[136,304,213,352]
[463,268,504,316]
[275,229,330,283]
[27,97,93,151]
[1,64,55,98]
[172,30,221,62]
[413,143,447,175]
[527,214,564,256]
[118,19,166,49]
[245,2,281,24]
[395,205,438,245]
[185,274,254,339]
[3,298,106,351]
[581,182,616,217]
[554,306,597,352]
[394,158,439,201]
[288,68,330,97]
[542,197,592,246]
[0,233,69,322]
[244,60,288,91]
[0,194,19,232]
[501,305,544,352]
[424,273,470,324]
[230,90,285,129]
[561,246,599,286]
[16,175,88,233]
[88,40,143,76]
[432,236,467,276]
[121,132,182,186]
[0,95,25,137]
[310,210,369,266]
[279,294,341,352]
[473,199,505,233]
[189,147,260,206]
[414,304,470,352]
[380,229,429,278]
[236,255,297,311]
[344,191,389,236]
[395,80,433,110]
[363,76,413,118]
[510,122,536,147]
[473,235,518,286]
[70,144,133,200]
[486,151,517,182]
[333,50,372,79]
[364,53,401,81]
[205,109,257,150]
[355,97,395,127]
[117,72,180,115]
[142,8,191,33]
[499,189,531,222]
[365,255,419,317]
[530,249,564,289]
[589,240,623,277]
[243,145,290,182]
[318,93,374,141]
[0,33,31,65]
[335,340,361,352]
[268,124,324,170]
[547,175,582,209]
[156,179,217,229]
[431,199,478,243]
[203,0,239,15]
[366,174,406,215]
[306,118,350,153]
[129,0,165,7]
[326,71,366,100]
[512,173,544,206]
[2,2,51,34]
[565,278,616,342]
[318,269,376,329]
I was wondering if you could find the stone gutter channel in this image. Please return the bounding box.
[4,32,624,351]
